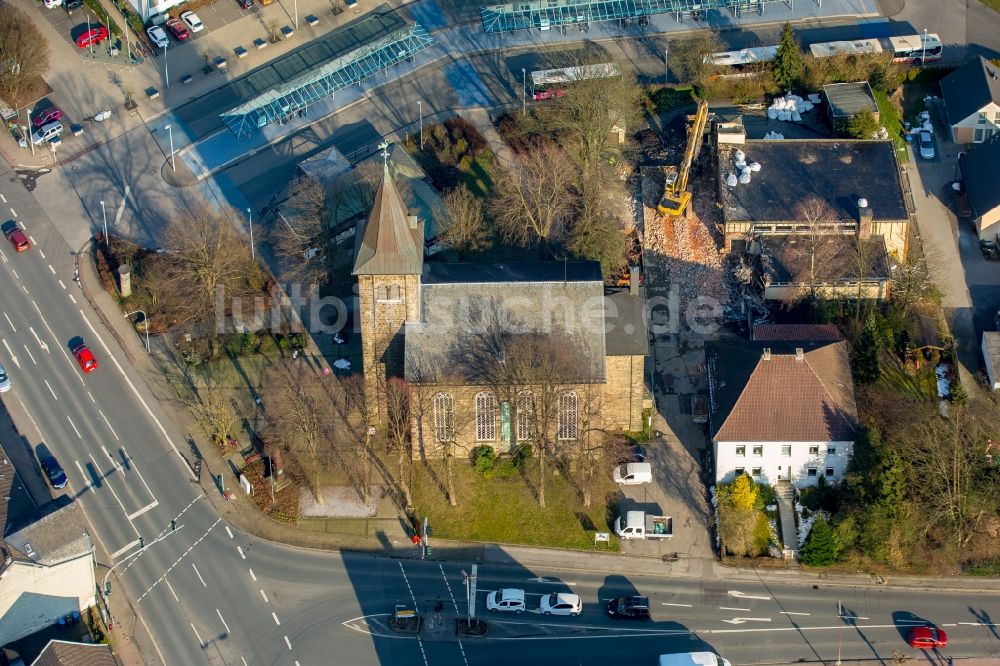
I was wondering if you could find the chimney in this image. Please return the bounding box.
[857,197,872,240]
[407,209,419,230]
[628,265,640,295]
[795,347,804,361]
[762,348,771,361]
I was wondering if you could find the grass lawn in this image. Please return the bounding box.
[874,89,908,163]
[412,460,620,551]
[979,0,1000,11]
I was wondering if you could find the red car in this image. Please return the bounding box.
[75,25,109,48]
[33,107,62,127]
[72,343,98,373]
[907,626,948,649]
[4,226,30,252]
[165,17,189,40]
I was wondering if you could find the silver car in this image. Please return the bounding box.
[30,121,62,145]
[0,363,11,393]
[918,131,935,160]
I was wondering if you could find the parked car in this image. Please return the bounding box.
[613,462,652,485]
[43,0,63,8]
[607,596,651,620]
[908,626,948,649]
[33,107,62,127]
[180,10,204,32]
[30,121,62,145]
[72,342,98,373]
[64,0,83,10]
[40,455,68,489]
[146,25,169,48]
[237,0,255,8]
[75,25,109,48]
[165,18,190,40]
[918,132,935,159]
[4,223,30,252]
[0,362,11,393]
[486,588,525,613]
[539,592,582,616]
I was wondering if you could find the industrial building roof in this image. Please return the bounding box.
[719,140,908,224]
[823,81,879,119]
[760,235,891,285]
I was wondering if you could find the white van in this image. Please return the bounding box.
[613,462,652,485]
[659,652,732,666]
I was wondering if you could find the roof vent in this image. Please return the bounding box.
[857,197,868,209]
[762,348,771,360]
[24,543,34,558]
[795,347,805,361]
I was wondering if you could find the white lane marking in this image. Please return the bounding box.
[73,460,91,491]
[135,518,220,603]
[2,339,19,368]
[99,411,120,441]
[237,546,246,559]
[225,526,233,539]
[66,415,82,438]
[58,279,66,289]
[10,207,16,217]
[43,379,58,400]
[248,568,257,582]
[260,589,269,603]
[88,453,141,536]
[47,264,55,275]
[29,326,49,353]
[69,293,76,304]
[781,611,811,616]
[165,578,179,602]
[216,609,231,635]
[192,563,207,587]
[111,539,142,559]
[729,590,771,601]
[28,236,35,244]
[399,562,430,666]
[87,391,95,403]
[0,249,5,264]
[3,312,14,331]
[0,194,6,203]
[661,602,694,607]
[272,612,281,626]
[283,636,292,650]
[128,501,158,521]
[39,250,46,259]
[721,617,773,625]
[122,447,156,499]
[719,607,752,612]
[115,185,131,224]
[190,623,205,648]
[80,310,193,476]
[23,346,36,365]
[242,659,248,666]
[102,445,122,471]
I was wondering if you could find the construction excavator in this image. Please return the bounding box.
[657,99,709,217]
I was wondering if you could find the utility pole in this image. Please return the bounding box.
[100,200,108,245]
[246,208,255,260]
[836,600,843,666]
[165,124,175,171]
[25,108,34,156]
[921,28,928,67]
[418,100,423,149]
[664,45,669,83]
[521,68,526,115]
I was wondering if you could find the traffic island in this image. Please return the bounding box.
[388,608,421,634]
[455,619,488,637]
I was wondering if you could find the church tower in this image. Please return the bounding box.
[352,146,424,416]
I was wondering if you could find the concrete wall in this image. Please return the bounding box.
[764,281,890,301]
[723,221,907,257]
[601,355,646,432]
[976,205,1000,241]
[714,439,854,489]
[0,554,96,645]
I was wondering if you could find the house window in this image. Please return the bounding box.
[475,392,497,441]
[828,445,837,455]
[978,112,988,124]
[516,392,533,441]
[807,467,818,477]
[735,467,745,476]
[826,467,835,477]
[994,111,1000,123]
[735,445,746,457]
[557,392,578,440]
[975,127,986,142]
[809,445,819,455]
[781,445,791,457]
[433,393,454,442]
[751,467,762,477]
[752,445,763,456]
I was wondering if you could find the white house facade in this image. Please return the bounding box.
[941,57,1000,144]
[714,439,855,487]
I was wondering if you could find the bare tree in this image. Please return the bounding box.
[190,374,241,448]
[566,168,628,278]
[850,235,886,320]
[491,141,575,255]
[436,185,490,260]
[271,176,335,288]
[349,160,414,213]
[382,376,414,507]
[667,31,724,88]
[0,5,50,107]
[153,202,259,334]
[792,195,840,295]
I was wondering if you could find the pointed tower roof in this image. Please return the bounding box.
[352,153,424,276]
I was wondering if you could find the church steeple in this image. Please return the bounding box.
[352,143,424,276]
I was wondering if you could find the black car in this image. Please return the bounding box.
[40,455,68,490]
[64,0,83,10]
[237,0,254,8]
[607,596,650,620]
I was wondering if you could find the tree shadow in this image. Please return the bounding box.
[968,606,1000,640]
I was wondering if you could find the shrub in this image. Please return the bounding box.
[800,516,837,566]
[277,335,290,350]
[513,444,532,467]
[758,483,777,507]
[493,456,518,479]
[258,335,278,355]
[472,445,495,477]
[289,332,306,348]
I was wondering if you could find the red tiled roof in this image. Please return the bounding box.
[752,324,842,342]
[31,641,118,666]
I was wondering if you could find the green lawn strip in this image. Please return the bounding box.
[978,0,1000,12]
[413,461,619,552]
[874,89,909,163]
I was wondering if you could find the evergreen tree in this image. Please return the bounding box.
[800,516,837,566]
[847,110,880,139]
[773,23,804,90]
[851,316,881,384]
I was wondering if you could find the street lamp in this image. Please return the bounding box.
[921,28,928,67]
[246,208,255,260]
[164,123,175,172]
[164,42,169,88]
[100,200,108,246]
[418,100,423,150]
[25,108,34,156]
[124,310,150,353]
[521,68,526,116]
[665,45,669,83]
[294,0,298,30]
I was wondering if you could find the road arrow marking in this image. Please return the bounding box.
[28,327,48,353]
[2,339,19,368]
[729,590,772,601]
[722,617,772,625]
[3,313,14,331]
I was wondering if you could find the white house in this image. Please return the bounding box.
[940,56,1000,144]
[706,325,858,489]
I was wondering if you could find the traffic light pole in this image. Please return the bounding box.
[100,524,186,627]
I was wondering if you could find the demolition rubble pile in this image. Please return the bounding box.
[766,92,814,122]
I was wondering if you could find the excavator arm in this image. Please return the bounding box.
[657,99,709,217]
